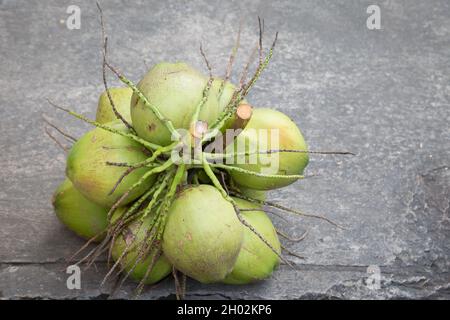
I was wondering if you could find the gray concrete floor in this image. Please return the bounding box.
[0,0,449,299]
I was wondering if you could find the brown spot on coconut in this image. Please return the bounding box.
[148,123,157,132]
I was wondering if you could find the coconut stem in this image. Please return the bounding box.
[217,20,242,102]
[101,170,175,287]
[201,155,291,266]
[231,192,346,230]
[105,209,161,288]
[107,142,178,196]
[243,31,278,97]
[95,3,180,141]
[67,232,105,264]
[42,115,77,142]
[68,197,144,268]
[134,247,162,297]
[111,180,162,227]
[207,163,305,180]
[47,99,161,150]
[207,29,278,136]
[281,244,305,260]
[172,267,186,300]
[97,2,135,133]
[140,175,170,220]
[122,164,185,294]
[204,149,355,160]
[101,231,138,287]
[106,159,173,220]
[44,127,69,153]
[221,103,253,139]
[190,44,213,137]
[116,212,162,292]
[277,229,309,242]
[103,61,181,141]
[107,199,158,269]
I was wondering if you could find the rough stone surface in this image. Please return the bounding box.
[0,0,449,299]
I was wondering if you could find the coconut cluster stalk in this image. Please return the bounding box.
[46,2,354,298]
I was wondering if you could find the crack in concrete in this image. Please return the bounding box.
[1,261,448,277]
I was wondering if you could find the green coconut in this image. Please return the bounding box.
[223,197,280,284]
[227,108,309,190]
[95,87,132,124]
[111,215,172,285]
[162,184,244,283]
[66,120,156,207]
[130,62,225,146]
[52,178,126,241]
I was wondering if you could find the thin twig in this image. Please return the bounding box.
[199,43,213,78]
[281,244,305,260]
[44,127,69,153]
[231,192,346,230]
[204,149,356,159]
[218,20,242,99]
[103,60,181,141]
[239,43,258,88]
[97,1,135,132]
[47,98,161,150]
[172,267,182,300]
[202,155,292,268]
[277,229,309,242]
[42,115,77,142]
[258,16,264,64]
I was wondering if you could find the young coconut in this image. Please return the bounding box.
[162,184,244,283]
[111,214,172,285]
[66,120,156,207]
[227,108,309,190]
[52,178,126,241]
[130,62,224,146]
[223,198,280,284]
[95,87,132,124]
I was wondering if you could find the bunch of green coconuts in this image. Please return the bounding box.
[51,50,312,290]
